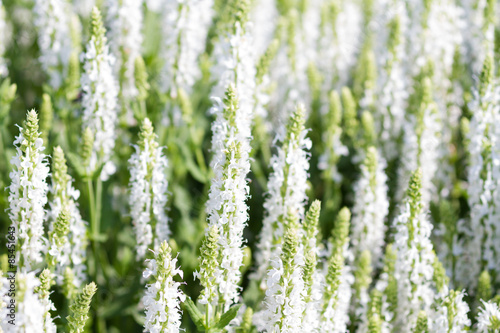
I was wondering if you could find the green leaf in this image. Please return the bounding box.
[213,304,242,330]
[183,297,206,332]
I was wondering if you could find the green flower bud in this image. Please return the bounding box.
[177,88,193,125]
[134,56,149,102]
[282,210,300,268]
[67,282,97,333]
[48,207,71,267]
[90,7,106,55]
[239,307,253,332]
[361,111,376,150]
[138,117,159,152]
[484,0,496,32]
[63,267,76,301]
[197,225,220,306]
[35,269,54,300]
[477,270,493,303]
[479,54,493,98]
[256,39,279,85]
[341,87,358,143]
[407,169,423,222]
[307,62,322,101]
[322,253,343,314]
[66,52,81,101]
[327,90,342,128]
[330,207,351,257]
[286,103,307,148]
[303,200,320,248]
[40,94,53,145]
[81,127,94,170]
[368,313,382,333]
[22,110,41,151]
[415,311,429,333]
[382,244,398,314]
[432,253,449,294]
[353,250,372,295]
[52,146,71,190]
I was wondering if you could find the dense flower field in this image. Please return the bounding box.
[1,0,500,332]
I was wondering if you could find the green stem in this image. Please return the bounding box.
[95,178,103,237]
[88,179,96,238]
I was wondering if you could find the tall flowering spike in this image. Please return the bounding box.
[81,7,119,181]
[320,207,352,333]
[260,211,305,332]
[106,0,143,104]
[35,269,57,333]
[67,282,97,333]
[301,200,322,331]
[350,146,389,267]
[254,104,311,286]
[397,77,439,206]
[8,109,50,271]
[0,272,45,332]
[393,169,436,331]
[195,225,220,314]
[159,0,214,98]
[430,290,471,332]
[49,146,88,286]
[477,300,500,332]
[204,84,252,310]
[128,117,169,261]
[460,53,500,289]
[143,241,185,333]
[319,90,347,183]
[33,0,72,90]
